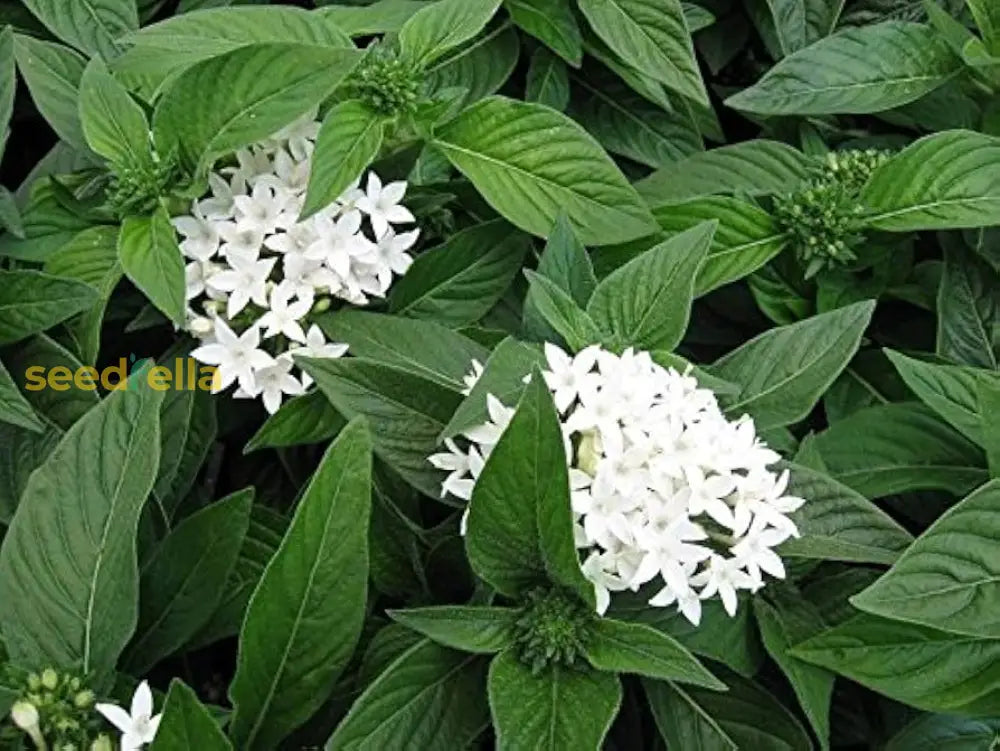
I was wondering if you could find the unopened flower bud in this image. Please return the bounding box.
[27,674,41,691]
[189,315,213,337]
[40,669,58,690]
[11,700,39,731]
[73,690,95,709]
[90,736,113,751]
[312,296,331,314]
[202,299,222,316]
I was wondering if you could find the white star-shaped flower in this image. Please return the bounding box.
[355,172,415,239]
[191,318,275,394]
[172,205,220,261]
[95,681,162,751]
[257,281,312,343]
[207,254,276,318]
[255,355,306,414]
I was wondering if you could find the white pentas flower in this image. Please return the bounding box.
[95,680,161,751]
[428,343,806,626]
[178,109,421,414]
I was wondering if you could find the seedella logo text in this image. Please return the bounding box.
[24,355,218,392]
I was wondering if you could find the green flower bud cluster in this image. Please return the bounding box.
[514,588,593,675]
[6,668,102,750]
[350,50,423,117]
[774,148,891,278]
[106,147,180,218]
[816,149,891,194]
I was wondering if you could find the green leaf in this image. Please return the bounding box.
[726,22,960,115]
[0,421,60,526]
[43,225,123,365]
[467,369,595,605]
[793,613,1000,715]
[433,96,656,246]
[388,220,531,327]
[862,131,1000,232]
[398,0,502,68]
[0,186,23,239]
[300,357,461,498]
[0,28,16,148]
[652,197,787,294]
[980,377,1000,477]
[780,463,913,565]
[573,76,702,169]
[244,391,345,453]
[806,402,988,497]
[389,606,518,653]
[522,213,597,340]
[118,206,186,326]
[852,479,1000,638]
[587,222,714,352]
[426,24,519,108]
[0,359,43,434]
[228,419,372,750]
[969,0,1000,55]
[644,671,814,750]
[318,311,488,392]
[635,140,814,206]
[609,592,764,677]
[3,334,98,429]
[21,0,137,60]
[525,47,570,110]
[153,43,361,174]
[577,0,708,105]
[761,0,840,55]
[441,337,544,439]
[152,356,218,517]
[78,58,150,168]
[754,593,834,749]
[711,300,874,430]
[0,178,94,263]
[0,372,164,674]
[13,35,87,150]
[505,0,582,65]
[585,618,724,689]
[0,269,98,346]
[884,713,1000,751]
[886,349,989,445]
[488,649,621,751]
[301,100,384,220]
[937,241,1000,369]
[150,680,232,751]
[525,271,604,351]
[187,506,287,651]
[125,489,252,674]
[320,0,432,36]
[327,640,489,751]
[116,6,352,95]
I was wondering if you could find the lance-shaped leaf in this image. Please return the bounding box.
[0,269,97,346]
[118,206,186,326]
[711,301,875,430]
[488,649,622,751]
[862,130,1000,231]
[301,100,384,219]
[153,42,362,174]
[587,222,714,352]
[465,368,595,607]
[20,0,137,59]
[399,0,502,67]
[852,479,1000,639]
[150,680,232,751]
[228,419,373,750]
[726,22,961,115]
[0,369,164,675]
[433,96,656,246]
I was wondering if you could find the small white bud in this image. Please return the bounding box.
[189,316,213,337]
[10,701,39,731]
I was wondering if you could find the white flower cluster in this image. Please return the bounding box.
[429,344,806,625]
[178,111,419,413]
